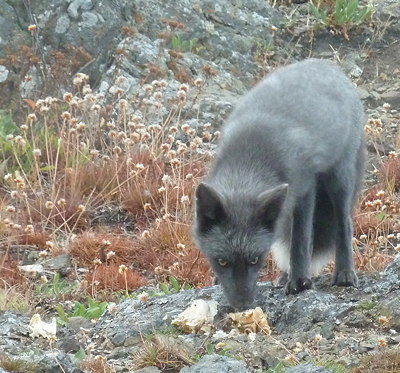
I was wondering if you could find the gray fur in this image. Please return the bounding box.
[193,59,365,310]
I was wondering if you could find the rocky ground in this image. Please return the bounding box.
[0,0,400,372]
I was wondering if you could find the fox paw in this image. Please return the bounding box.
[273,271,288,288]
[332,269,358,287]
[285,277,313,295]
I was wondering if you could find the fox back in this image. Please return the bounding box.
[193,59,364,310]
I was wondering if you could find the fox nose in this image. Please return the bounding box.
[231,295,254,311]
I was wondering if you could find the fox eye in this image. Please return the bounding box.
[250,257,259,265]
[218,258,228,267]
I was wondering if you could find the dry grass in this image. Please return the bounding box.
[352,111,400,272]
[0,286,33,313]
[132,334,193,372]
[0,255,27,288]
[351,349,400,373]
[78,356,116,373]
[0,72,216,296]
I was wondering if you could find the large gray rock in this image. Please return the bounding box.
[179,354,250,373]
[286,364,331,373]
[0,0,283,127]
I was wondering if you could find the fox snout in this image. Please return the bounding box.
[217,271,258,311]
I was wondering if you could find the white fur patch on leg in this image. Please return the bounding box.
[271,240,290,272]
[311,251,334,275]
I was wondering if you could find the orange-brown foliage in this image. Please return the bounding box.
[378,157,400,193]
[84,263,146,293]
[0,256,26,288]
[68,233,139,267]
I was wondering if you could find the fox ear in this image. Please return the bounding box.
[195,182,227,233]
[256,184,288,228]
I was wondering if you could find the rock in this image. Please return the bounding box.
[68,316,93,332]
[380,89,400,107]
[286,364,332,373]
[343,310,372,328]
[134,368,162,373]
[56,335,82,353]
[44,254,72,275]
[0,65,8,82]
[377,290,400,331]
[179,354,250,373]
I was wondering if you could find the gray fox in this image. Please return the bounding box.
[193,59,365,310]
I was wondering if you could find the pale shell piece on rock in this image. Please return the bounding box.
[228,307,271,335]
[28,314,57,339]
[171,299,218,334]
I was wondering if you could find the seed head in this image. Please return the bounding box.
[179,83,189,92]
[194,78,203,88]
[181,124,190,133]
[113,146,122,156]
[28,113,37,123]
[24,225,34,234]
[46,241,56,250]
[106,251,116,260]
[170,158,180,166]
[119,99,128,108]
[138,292,149,302]
[107,302,118,313]
[161,143,170,153]
[83,86,92,95]
[378,315,389,326]
[33,149,42,157]
[76,122,86,131]
[5,205,16,213]
[118,264,127,274]
[162,174,171,185]
[93,258,102,266]
[377,338,387,347]
[177,89,187,101]
[181,195,190,204]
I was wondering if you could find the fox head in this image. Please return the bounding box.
[193,182,288,310]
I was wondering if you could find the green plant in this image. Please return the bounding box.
[56,298,109,324]
[170,34,203,53]
[0,110,19,172]
[309,0,373,37]
[159,276,192,295]
[265,360,292,373]
[34,272,77,297]
[71,347,87,365]
[317,360,348,373]
[355,299,377,311]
